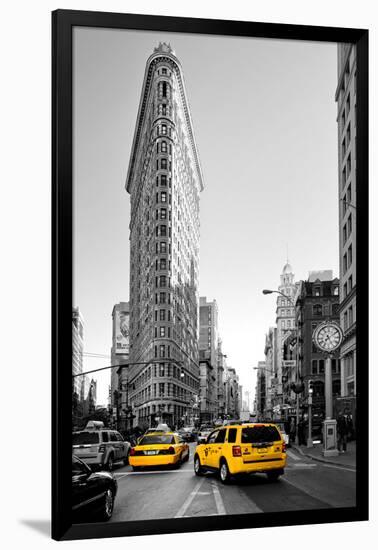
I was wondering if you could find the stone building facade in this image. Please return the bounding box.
[295,274,341,422]
[125,43,203,428]
[336,44,357,401]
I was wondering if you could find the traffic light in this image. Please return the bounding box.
[308,379,313,394]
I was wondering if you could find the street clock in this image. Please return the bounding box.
[312,320,343,353]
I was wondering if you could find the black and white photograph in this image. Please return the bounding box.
[68,21,366,532]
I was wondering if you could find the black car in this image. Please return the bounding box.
[72,455,118,522]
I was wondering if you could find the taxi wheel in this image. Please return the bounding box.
[194,455,204,476]
[219,460,231,484]
[106,455,114,472]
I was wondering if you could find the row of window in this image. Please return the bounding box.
[311,358,340,375]
[312,303,339,316]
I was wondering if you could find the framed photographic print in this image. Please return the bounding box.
[52,9,368,541]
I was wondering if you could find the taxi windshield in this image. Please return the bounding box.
[241,426,280,443]
[138,434,175,445]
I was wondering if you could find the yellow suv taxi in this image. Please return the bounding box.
[194,423,286,483]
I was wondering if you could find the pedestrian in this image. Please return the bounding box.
[289,418,296,444]
[298,419,306,446]
[337,412,348,452]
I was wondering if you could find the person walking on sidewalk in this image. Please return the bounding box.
[337,412,348,452]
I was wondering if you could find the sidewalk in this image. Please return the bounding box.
[292,440,356,469]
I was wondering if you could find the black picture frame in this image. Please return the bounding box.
[52,9,369,541]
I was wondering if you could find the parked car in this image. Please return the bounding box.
[72,421,131,471]
[194,422,287,484]
[72,455,117,521]
[196,424,213,444]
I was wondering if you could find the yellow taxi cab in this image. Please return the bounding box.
[194,422,286,484]
[129,432,190,471]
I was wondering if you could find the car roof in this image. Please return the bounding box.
[142,431,176,436]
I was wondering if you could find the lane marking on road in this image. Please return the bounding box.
[286,463,317,469]
[113,470,194,477]
[175,477,206,518]
[320,463,356,473]
[211,481,226,515]
[286,450,301,461]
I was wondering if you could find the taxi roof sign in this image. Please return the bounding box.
[85,420,104,430]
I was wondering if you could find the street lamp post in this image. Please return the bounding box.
[262,289,301,445]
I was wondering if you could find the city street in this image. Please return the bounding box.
[108,443,356,522]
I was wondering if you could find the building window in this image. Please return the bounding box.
[343,224,347,244]
[162,82,167,97]
[348,244,352,267]
[313,304,323,316]
[160,258,167,270]
[311,360,318,375]
[160,275,167,287]
[348,275,353,293]
[161,175,167,186]
[162,124,167,135]
[162,104,167,116]
[161,141,167,153]
[160,241,167,253]
[344,311,348,330]
[160,327,166,337]
[332,303,339,316]
[348,305,353,326]
[160,208,167,220]
[318,360,325,374]
[161,158,167,170]
[348,214,352,236]
[334,286,339,296]
[314,287,321,297]
[159,309,166,321]
[160,225,167,237]
[343,253,348,274]
[159,292,166,304]
[161,192,167,203]
[159,345,165,358]
[162,68,167,75]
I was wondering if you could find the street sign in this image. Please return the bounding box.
[282,360,296,367]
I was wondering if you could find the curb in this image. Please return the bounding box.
[291,445,356,470]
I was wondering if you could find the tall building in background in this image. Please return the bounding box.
[72,307,84,425]
[275,263,299,416]
[110,302,130,430]
[336,44,357,404]
[125,43,203,428]
[199,297,219,419]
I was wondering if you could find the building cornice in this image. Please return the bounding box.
[126,50,204,194]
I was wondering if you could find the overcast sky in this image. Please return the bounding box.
[73,27,338,406]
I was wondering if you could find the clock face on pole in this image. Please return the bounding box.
[313,322,343,352]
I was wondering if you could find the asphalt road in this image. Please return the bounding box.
[108,443,356,522]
